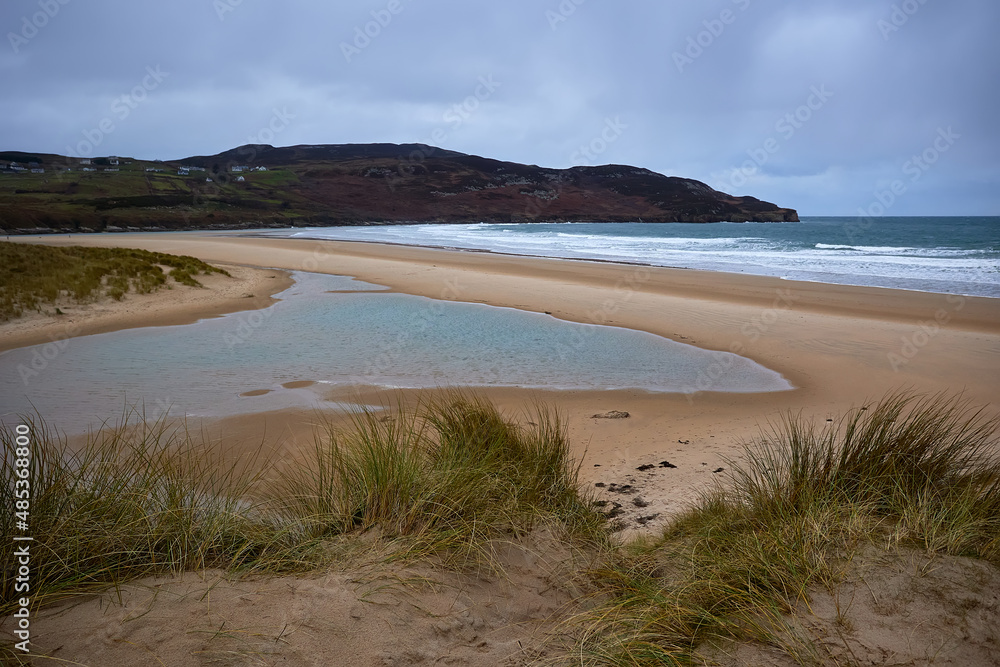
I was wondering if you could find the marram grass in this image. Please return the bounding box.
[2,391,997,666]
[0,395,604,618]
[0,241,229,320]
[273,394,606,564]
[565,391,1000,666]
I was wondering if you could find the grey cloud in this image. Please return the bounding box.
[1,0,996,214]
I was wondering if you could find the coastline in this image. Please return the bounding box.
[0,261,293,355]
[251,217,1000,301]
[6,232,1000,533]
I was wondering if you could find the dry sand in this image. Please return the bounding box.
[7,232,998,533]
[4,231,1000,665]
[0,260,293,355]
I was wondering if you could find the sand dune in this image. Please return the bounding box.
[4,232,999,665]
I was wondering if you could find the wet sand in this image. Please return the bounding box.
[6,231,1000,532]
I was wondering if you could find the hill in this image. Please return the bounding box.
[0,144,798,233]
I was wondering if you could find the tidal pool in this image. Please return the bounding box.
[0,272,792,434]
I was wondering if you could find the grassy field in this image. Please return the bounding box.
[0,160,312,232]
[0,241,229,321]
[1,392,998,664]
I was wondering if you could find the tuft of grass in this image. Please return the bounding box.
[570,391,1000,665]
[0,395,603,618]
[0,409,312,618]
[0,242,229,320]
[273,394,605,563]
[5,390,996,664]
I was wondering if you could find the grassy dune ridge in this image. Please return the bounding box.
[1,392,998,664]
[572,392,1000,664]
[0,242,229,321]
[0,396,604,620]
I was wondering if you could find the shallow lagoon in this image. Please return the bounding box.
[0,272,792,433]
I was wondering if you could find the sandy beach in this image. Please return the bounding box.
[6,231,1000,530]
[5,231,1000,665]
[0,260,293,355]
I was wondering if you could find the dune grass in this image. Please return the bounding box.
[0,242,229,320]
[275,395,604,565]
[569,392,1000,665]
[0,412,307,620]
[0,395,603,619]
[2,391,998,664]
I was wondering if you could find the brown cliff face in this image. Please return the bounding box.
[0,144,797,233]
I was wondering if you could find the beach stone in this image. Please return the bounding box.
[592,410,630,419]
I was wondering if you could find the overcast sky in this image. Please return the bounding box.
[2,0,997,216]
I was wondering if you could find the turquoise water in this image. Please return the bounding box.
[0,272,791,434]
[265,217,1000,298]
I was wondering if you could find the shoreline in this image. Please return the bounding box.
[5,232,999,534]
[0,261,294,355]
[247,223,1000,302]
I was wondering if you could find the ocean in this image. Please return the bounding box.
[263,217,1000,299]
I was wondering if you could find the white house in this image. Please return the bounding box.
[80,158,91,165]
[236,175,245,182]
[108,157,120,166]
